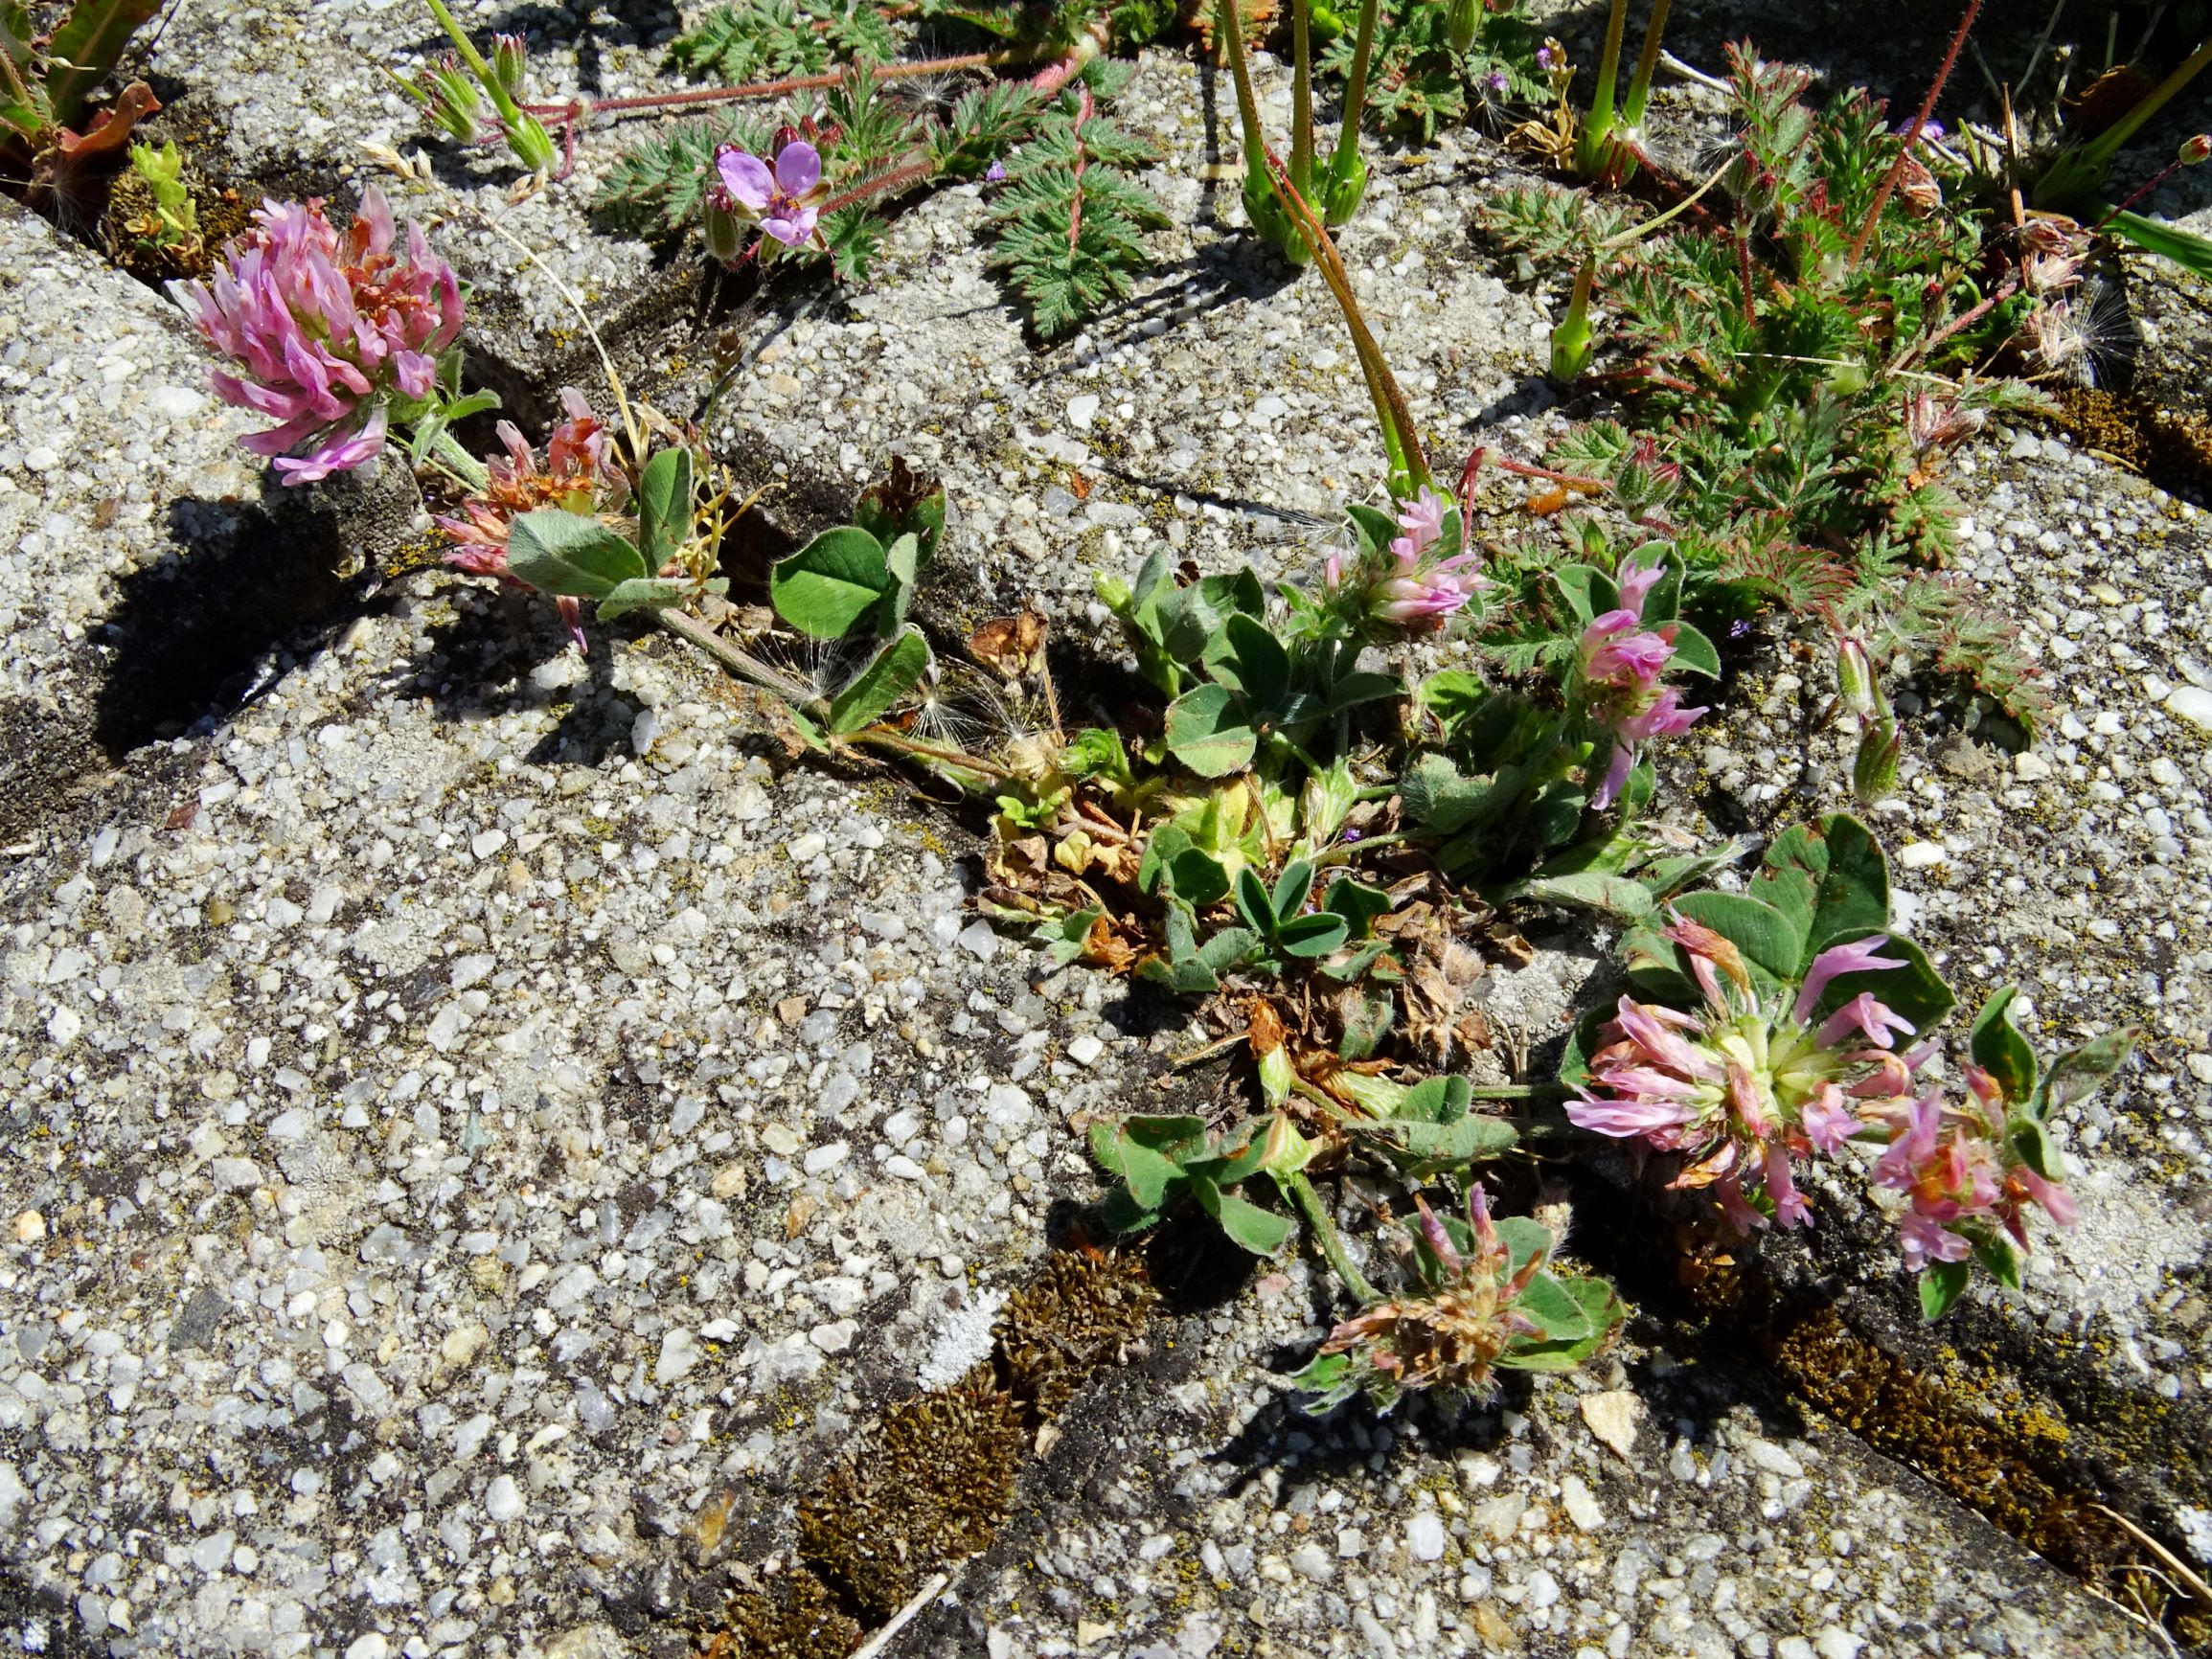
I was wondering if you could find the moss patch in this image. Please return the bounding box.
[704,1571,863,1659]
[996,1248,1158,1420]
[2047,385,2212,505]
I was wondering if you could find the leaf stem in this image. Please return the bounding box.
[1847,0,1982,267]
[650,607,818,704]
[1329,0,1381,172]
[1282,1169,1380,1306]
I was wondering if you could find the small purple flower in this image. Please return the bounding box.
[718,139,826,248]
[1484,71,1510,95]
[986,158,1008,183]
[1536,44,1556,71]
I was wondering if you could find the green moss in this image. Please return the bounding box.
[995,1248,1157,1420]
[796,1364,1026,1623]
[706,1568,861,1659]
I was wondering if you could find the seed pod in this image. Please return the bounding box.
[491,33,529,100]
[1853,716,1901,805]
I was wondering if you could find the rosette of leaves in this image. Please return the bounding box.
[764,459,947,742]
[1102,550,1399,781]
[1088,1112,1297,1256]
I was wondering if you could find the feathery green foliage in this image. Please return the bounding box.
[592,112,774,238]
[669,0,896,82]
[984,75,1168,337]
[1319,0,1544,141]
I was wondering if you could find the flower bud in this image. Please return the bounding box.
[1836,638,1878,723]
[491,33,529,99]
[505,112,558,174]
[2182,133,2212,167]
[1447,0,1479,55]
[1549,258,1596,383]
[419,57,483,143]
[701,194,745,264]
[1853,716,1901,805]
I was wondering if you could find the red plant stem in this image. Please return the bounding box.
[814,153,935,216]
[1894,274,2018,370]
[1457,445,1487,533]
[1065,85,1095,254]
[513,49,1010,120]
[1847,0,1983,267]
[1734,231,1757,322]
[2093,157,2189,228]
[1492,455,1608,491]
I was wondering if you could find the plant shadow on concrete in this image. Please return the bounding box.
[89,474,412,759]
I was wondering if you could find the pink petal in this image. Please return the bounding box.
[718,149,774,212]
[774,140,822,197]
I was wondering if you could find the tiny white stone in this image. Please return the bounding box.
[810,1319,857,1353]
[483,1474,524,1523]
[1405,1511,1447,1561]
[1896,840,1946,870]
[46,1005,80,1047]
[1559,1472,1606,1531]
[1066,394,1100,429]
[2165,685,2212,732]
[470,830,507,858]
[657,1329,701,1384]
[787,831,828,863]
[802,1141,850,1175]
[1066,1034,1105,1068]
[344,1636,390,1659]
[21,445,57,472]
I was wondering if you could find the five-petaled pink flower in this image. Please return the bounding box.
[716,140,826,248]
[176,190,464,484]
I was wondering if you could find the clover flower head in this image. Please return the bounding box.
[715,139,827,248]
[1871,1066,2079,1270]
[175,189,464,485]
[1577,558,1706,807]
[1331,485,1489,637]
[433,387,631,651]
[1317,1187,1541,1402]
[1568,927,1929,1233]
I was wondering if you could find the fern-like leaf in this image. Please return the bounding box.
[983,84,1167,337]
[670,0,894,83]
[594,113,774,238]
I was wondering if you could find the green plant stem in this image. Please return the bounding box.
[1289,0,1315,195]
[850,728,1015,779]
[1463,1083,1571,1102]
[1258,147,1429,491]
[1619,0,1672,129]
[1282,1169,1379,1306]
[1220,0,1269,177]
[420,424,490,492]
[1328,0,1381,170]
[513,47,1032,122]
[1847,0,1981,267]
[2070,32,2212,179]
[1575,0,1632,177]
[423,0,528,128]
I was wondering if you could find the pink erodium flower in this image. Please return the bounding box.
[434,388,632,652]
[715,139,827,248]
[176,190,465,484]
[1567,919,1927,1233]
